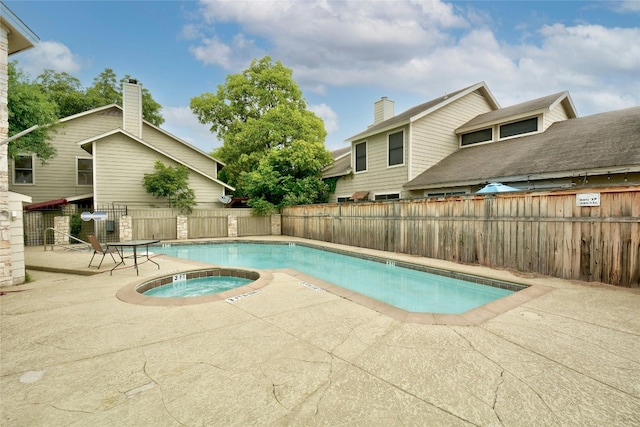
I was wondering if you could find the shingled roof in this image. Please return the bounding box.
[404,106,640,190]
[347,82,499,142]
[456,92,578,133]
[323,147,352,178]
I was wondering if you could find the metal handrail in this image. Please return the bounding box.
[43,227,91,251]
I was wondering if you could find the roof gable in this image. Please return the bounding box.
[2,102,227,167]
[1,2,39,55]
[405,106,640,189]
[456,92,577,133]
[347,82,499,142]
[77,128,234,191]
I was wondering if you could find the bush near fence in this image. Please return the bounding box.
[281,186,640,287]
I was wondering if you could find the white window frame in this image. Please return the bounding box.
[460,127,493,148]
[13,154,35,185]
[354,141,367,173]
[76,157,94,186]
[498,116,540,141]
[373,192,401,201]
[387,130,404,168]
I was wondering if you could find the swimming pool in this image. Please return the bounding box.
[155,242,523,314]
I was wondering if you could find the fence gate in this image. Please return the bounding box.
[23,208,62,246]
[23,204,127,246]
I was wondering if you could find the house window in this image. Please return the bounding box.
[77,158,93,186]
[500,117,538,139]
[374,193,400,201]
[388,131,404,166]
[337,196,351,203]
[426,190,467,198]
[461,128,492,146]
[13,155,34,184]
[355,142,367,172]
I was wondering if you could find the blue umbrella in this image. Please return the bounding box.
[476,182,520,194]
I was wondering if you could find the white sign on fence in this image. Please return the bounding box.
[576,193,600,207]
[80,211,108,221]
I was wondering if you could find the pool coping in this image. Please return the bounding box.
[116,239,553,325]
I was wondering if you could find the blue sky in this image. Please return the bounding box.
[6,0,640,153]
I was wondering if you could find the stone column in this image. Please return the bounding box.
[0,25,11,287]
[119,216,132,241]
[53,216,70,245]
[176,215,188,240]
[271,214,281,235]
[227,215,237,238]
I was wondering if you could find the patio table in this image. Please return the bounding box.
[107,239,160,275]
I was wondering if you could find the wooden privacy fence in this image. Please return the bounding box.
[281,187,640,287]
[128,208,272,240]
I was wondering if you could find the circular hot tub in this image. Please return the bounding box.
[117,268,271,306]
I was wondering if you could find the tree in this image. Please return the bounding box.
[142,161,196,214]
[85,69,165,126]
[7,63,166,162]
[190,56,333,211]
[242,139,333,214]
[85,68,121,108]
[35,69,89,118]
[7,62,58,162]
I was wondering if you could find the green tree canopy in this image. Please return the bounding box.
[85,69,164,126]
[35,69,89,118]
[7,62,58,162]
[190,56,333,212]
[142,161,196,214]
[7,63,166,161]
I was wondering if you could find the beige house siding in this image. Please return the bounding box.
[8,111,121,203]
[141,125,220,177]
[333,91,494,202]
[544,103,570,130]
[410,91,494,181]
[334,124,409,201]
[122,82,142,138]
[93,134,224,208]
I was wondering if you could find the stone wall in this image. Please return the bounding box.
[227,215,238,238]
[53,216,70,245]
[0,25,11,287]
[177,215,188,240]
[119,216,133,242]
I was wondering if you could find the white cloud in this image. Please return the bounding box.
[19,40,85,77]
[190,0,465,78]
[611,0,640,13]
[161,106,222,153]
[188,0,639,117]
[309,103,339,134]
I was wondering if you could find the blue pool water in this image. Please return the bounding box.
[144,276,252,298]
[155,243,515,314]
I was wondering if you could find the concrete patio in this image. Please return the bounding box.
[1,237,639,426]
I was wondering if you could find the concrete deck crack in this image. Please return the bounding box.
[450,326,559,422]
[479,323,640,400]
[492,370,505,425]
[47,404,94,415]
[141,350,187,427]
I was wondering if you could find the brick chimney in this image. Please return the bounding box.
[374,96,394,125]
[122,79,142,138]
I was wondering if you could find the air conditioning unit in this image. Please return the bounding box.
[219,195,232,205]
